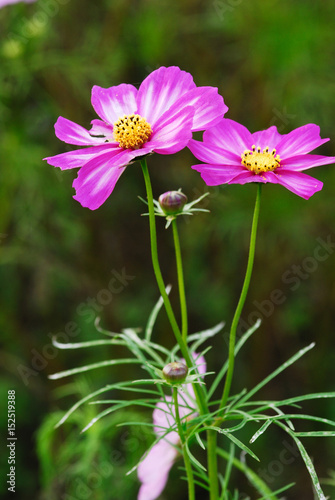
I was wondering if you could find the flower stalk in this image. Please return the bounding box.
[141,158,219,499]
[172,218,188,343]
[220,183,262,411]
[140,158,207,415]
[140,159,189,359]
[173,387,195,500]
[172,216,219,499]
[207,429,219,500]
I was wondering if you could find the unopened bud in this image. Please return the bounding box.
[162,362,188,384]
[158,191,188,216]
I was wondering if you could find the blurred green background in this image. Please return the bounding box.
[1,0,335,498]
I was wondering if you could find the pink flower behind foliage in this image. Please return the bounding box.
[137,354,206,500]
[189,118,335,199]
[45,67,228,210]
[0,0,35,6]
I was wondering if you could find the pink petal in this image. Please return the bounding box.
[191,353,207,376]
[91,83,138,126]
[203,119,253,154]
[251,126,283,150]
[228,171,268,185]
[192,163,246,185]
[137,66,195,127]
[189,139,241,165]
[177,390,198,419]
[72,150,133,210]
[149,106,194,154]
[268,169,323,199]
[89,119,114,139]
[172,87,228,132]
[181,353,207,406]
[153,396,194,434]
[55,117,106,146]
[153,398,175,436]
[44,144,118,170]
[281,154,335,171]
[137,437,179,500]
[275,124,329,158]
[154,389,196,433]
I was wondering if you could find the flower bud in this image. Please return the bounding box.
[162,362,188,384]
[158,191,188,216]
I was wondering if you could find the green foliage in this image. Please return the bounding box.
[47,294,335,499]
[1,1,335,499]
[36,398,152,500]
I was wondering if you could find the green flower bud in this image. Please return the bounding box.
[158,191,188,216]
[162,362,188,384]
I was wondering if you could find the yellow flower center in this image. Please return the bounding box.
[113,114,152,149]
[241,145,281,174]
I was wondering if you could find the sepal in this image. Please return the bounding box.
[139,190,210,228]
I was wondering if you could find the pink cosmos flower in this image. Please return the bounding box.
[0,0,35,6]
[137,354,206,500]
[189,118,335,199]
[44,67,228,210]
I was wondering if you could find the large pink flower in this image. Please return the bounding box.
[137,354,206,500]
[0,0,35,6]
[189,118,335,199]
[44,67,227,210]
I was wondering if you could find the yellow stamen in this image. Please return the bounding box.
[241,145,281,174]
[113,114,152,149]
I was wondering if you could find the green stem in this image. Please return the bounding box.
[173,387,195,500]
[220,184,262,411]
[171,206,218,500]
[140,159,207,415]
[172,219,188,343]
[215,445,281,499]
[207,429,219,500]
[140,158,217,498]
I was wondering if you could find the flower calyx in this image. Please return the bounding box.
[139,189,210,229]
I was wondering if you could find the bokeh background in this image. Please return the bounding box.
[1,0,335,498]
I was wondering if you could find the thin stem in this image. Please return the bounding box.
[140,159,186,354]
[172,218,188,343]
[173,387,195,500]
[207,429,219,500]
[220,184,262,411]
[140,159,207,415]
[140,158,217,497]
[171,208,218,500]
